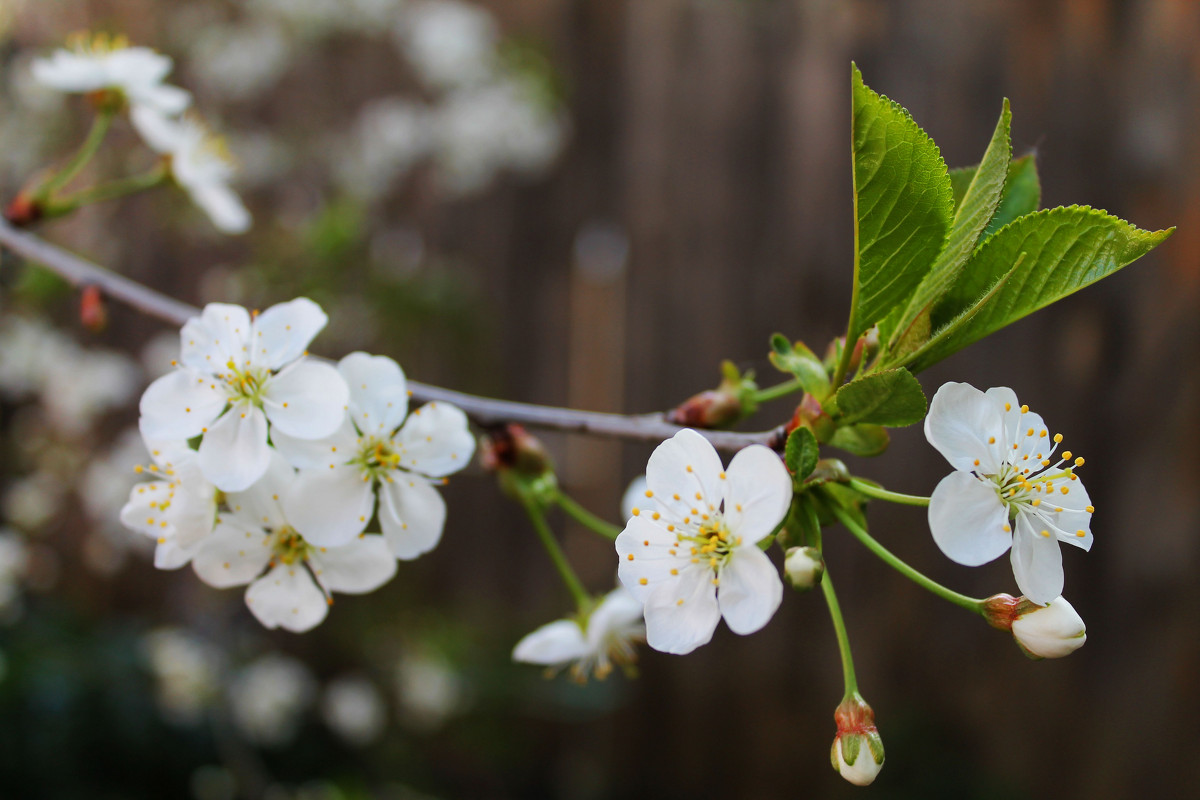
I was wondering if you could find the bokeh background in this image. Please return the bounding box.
[0,0,1197,798]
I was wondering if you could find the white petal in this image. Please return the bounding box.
[272,415,359,470]
[378,475,446,560]
[131,83,192,115]
[138,369,227,440]
[198,401,271,492]
[585,588,645,652]
[192,521,272,588]
[643,565,720,655]
[284,465,376,547]
[31,53,110,92]
[391,402,475,478]
[225,450,294,532]
[104,48,173,88]
[615,516,688,604]
[986,387,1050,466]
[1046,476,1093,552]
[512,619,589,665]
[620,476,648,521]
[309,535,397,594]
[924,382,1005,474]
[179,303,253,373]
[928,471,1012,566]
[261,360,350,439]
[717,545,783,635]
[155,539,202,570]
[338,352,408,435]
[245,563,329,632]
[189,180,251,234]
[722,444,792,544]
[1011,513,1064,605]
[645,429,725,521]
[139,427,198,470]
[251,298,329,371]
[130,105,184,153]
[119,481,176,539]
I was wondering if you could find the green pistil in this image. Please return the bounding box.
[271,526,312,564]
[350,437,404,482]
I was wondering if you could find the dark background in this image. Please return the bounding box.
[0,1,1197,798]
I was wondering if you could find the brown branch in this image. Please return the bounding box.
[0,219,781,450]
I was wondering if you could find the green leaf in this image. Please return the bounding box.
[831,368,927,427]
[950,153,1041,237]
[829,423,890,457]
[845,64,953,344]
[886,101,1011,352]
[769,334,830,398]
[785,427,820,481]
[900,207,1173,372]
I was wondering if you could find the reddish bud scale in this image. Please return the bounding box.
[666,389,742,429]
[834,694,877,736]
[786,393,835,442]
[981,593,1042,631]
[479,424,553,477]
[80,285,107,332]
[4,193,42,227]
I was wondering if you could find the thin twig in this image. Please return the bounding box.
[0,219,781,450]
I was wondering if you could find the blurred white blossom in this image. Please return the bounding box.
[396,650,466,730]
[142,627,223,726]
[189,23,293,102]
[229,653,317,746]
[335,99,434,202]
[396,0,497,90]
[321,674,388,746]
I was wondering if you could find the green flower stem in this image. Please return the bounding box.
[553,490,622,541]
[828,502,985,613]
[847,477,931,507]
[821,572,858,697]
[36,110,115,201]
[516,488,591,611]
[752,376,806,404]
[44,165,169,217]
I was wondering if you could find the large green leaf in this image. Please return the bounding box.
[845,65,953,345]
[886,101,1012,353]
[900,207,1172,372]
[831,368,927,427]
[950,153,1041,238]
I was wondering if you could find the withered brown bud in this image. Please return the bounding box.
[4,193,42,227]
[479,424,553,477]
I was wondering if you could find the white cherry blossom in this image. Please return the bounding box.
[191,451,396,633]
[131,106,251,233]
[1011,595,1087,659]
[119,430,218,570]
[31,33,191,115]
[139,299,348,492]
[925,382,1094,605]
[512,587,645,682]
[273,352,474,558]
[615,429,792,655]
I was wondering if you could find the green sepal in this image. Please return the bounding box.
[785,427,820,482]
[866,731,886,765]
[777,493,822,551]
[769,334,831,398]
[830,368,927,427]
[802,458,850,489]
[840,733,863,766]
[829,423,890,457]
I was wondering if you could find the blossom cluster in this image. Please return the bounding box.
[31,33,250,232]
[121,298,474,631]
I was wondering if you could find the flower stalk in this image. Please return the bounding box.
[553,490,621,541]
[515,484,591,611]
[34,108,115,202]
[820,571,858,697]
[847,477,931,507]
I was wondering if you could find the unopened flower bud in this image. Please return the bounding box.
[830,693,884,786]
[80,285,107,332]
[4,192,42,227]
[787,393,836,442]
[784,546,824,591]
[1011,595,1086,659]
[982,593,1086,659]
[479,424,553,477]
[666,362,756,429]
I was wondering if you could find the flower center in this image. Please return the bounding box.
[350,435,403,482]
[67,31,130,55]
[681,518,741,576]
[217,359,270,404]
[270,526,311,565]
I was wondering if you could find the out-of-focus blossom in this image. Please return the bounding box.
[131,107,253,234]
[395,0,497,90]
[335,99,433,201]
[2,472,64,532]
[228,653,317,746]
[32,33,191,115]
[142,627,223,726]
[321,674,388,746]
[396,649,466,730]
[189,23,293,102]
[512,587,645,682]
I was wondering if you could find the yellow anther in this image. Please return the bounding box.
[1061,486,1070,495]
[735,504,742,512]
[1004,402,1011,411]
[626,554,634,561]
[988,436,996,444]
[1031,499,1041,507]
[973,459,980,466]
[719,472,726,480]
[632,508,640,516]
[1026,428,1035,436]
[1053,433,1063,443]
[644,489,654,498]
[1085,505,1095,513]
[691,558,699,564]
[670,568,678,575]
[134,465,144,473]
[686,465,693,473]
[667,524,675,532]
[1041,460,1051,467]
[1020,405,1029,413]
[709,557,718,567]
[652,512,661,520]
[694,492,702,501]
[643,540,649,546]
[1012,443,1019,450]
[1076,530,1086,537]
[146,518,155,525]
[673,493,680,501]
[639,578,648,586]
[1039,430,1048,438]
[1061,450,1072,461]
[677,599,685,606]
[1074,457,1085,467]
[157,537,166,544]
[711,578,720,586]
[1002,524,1011,532]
